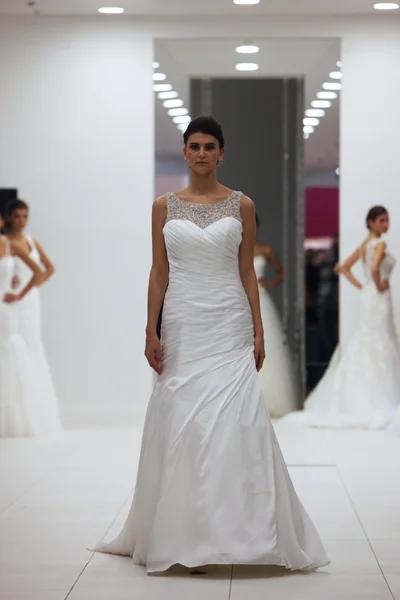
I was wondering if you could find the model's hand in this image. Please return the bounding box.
[145,334,163,374]
[3,292,21,303]
[378,280,389,293]
[254,334,266,372]
[11,275,21,290]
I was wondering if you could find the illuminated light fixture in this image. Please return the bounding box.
[329,71,342,79]
[305,108,325,118]
[152,61,160,69]
[303,117,320,127]
[311,100,332,108]
[98,6,124,13]
[236,44,260,54]
[173,115,191,124]
[304,133,310,139]
[168,108,189,117]
[233,0,260,4]
[152,73,167,81]
[337,61,342,67]
[322,82,342,91]
[158,91,178,100]
[235,62,259,71]
[303,126,314,134]
[373,2,399,9]
[317,91,337,100]
[336,168,340,175]
[163,99,184,108]
[153,84,172,92]
[177,123,187,132]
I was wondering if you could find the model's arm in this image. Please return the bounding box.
[3,244,42,303]
[259,245,284,290]
[239,196,265,372]
[340,248,363,290]
[34,239,55,286]
[371,242,389,293]
[144,196,169,374]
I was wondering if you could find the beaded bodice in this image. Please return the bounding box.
[165,191,242,229]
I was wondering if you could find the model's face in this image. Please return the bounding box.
[184,133,224,175]
[370,213,389,235]
[8,208,29,233]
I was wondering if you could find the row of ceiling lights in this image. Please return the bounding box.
[303,62,342,140]
[152,63,191,134]
[95,3,400,12]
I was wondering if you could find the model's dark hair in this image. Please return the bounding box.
[3,199,29,233]
[255,213,260,228]
[183,115,225,149]
[366,206,388,230]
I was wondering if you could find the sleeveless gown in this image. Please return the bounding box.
[254,255,298,417]
[94,191,328,572]
[13,235,60,435]
[283,237,400,429]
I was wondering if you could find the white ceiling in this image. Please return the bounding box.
[0,0,397,15]
[154,38,340,173]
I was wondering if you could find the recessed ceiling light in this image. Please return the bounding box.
[158,91,178,100]
[373,3,399,9]
[235,62,259,71]
[317,91,337,100]
[177,123,187,132]
[233,0,260,4]
[173,115,191,124]
[336,61,342,67]
[303,126,314,134]
[98,6,124,14]
[152,62,160,69]
[303,117,320,127]
[168,108,189,117]
[153,84,173,92]
[163,99,184,108]
[304,133,310,140]
[322,82,342,91]
[305,108,325,118]
[236,45,260,54]
[329,71,342,79]
[152,73,167,81]
[311,100,332,108]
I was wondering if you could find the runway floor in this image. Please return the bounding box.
[1,422,400,599]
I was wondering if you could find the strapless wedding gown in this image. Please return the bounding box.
[284,237,400,429]
[93,191,329,573]
[255,255,298,417]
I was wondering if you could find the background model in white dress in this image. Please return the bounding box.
[13,235,60,435]
[254,255,299,417]
[284,237,400,429]
[93,191,329,573]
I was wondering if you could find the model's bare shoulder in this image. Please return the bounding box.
[239,194,255,218]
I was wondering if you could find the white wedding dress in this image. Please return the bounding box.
[284,237,400,429]
[255,255,298,417]
[93,191,329,573]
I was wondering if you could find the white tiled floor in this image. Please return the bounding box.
[1,424,399,600]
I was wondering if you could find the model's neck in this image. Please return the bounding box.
[7,231,24,240]
[189,172,220,196]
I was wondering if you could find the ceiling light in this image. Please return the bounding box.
[304,133,310,140]
[311,100,332,108]
[329,71,342,79]
[168,108,189,117]
[317,91,337,100]
[336,168,340,176]
[152,73,167,81]
[305,108,325,118]
[98,6,124,13]
[236,45,260,54]
[322,82,342,91]
[153,84,172,92]
[235,63,259,71]
[373,3,399,9]
[303,126,314,134]
[173,115,191,124]
[337,61,342,67]
[233,0,260,4]
[152,61,160,69]
[158,91,178,100]
[303,117,320,127]
[163,99,184,108]
[177,123,187,132]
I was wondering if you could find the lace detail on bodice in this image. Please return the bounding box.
[362,238,396,283]
[165,191,242,229]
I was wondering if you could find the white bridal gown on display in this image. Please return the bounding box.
[13,235,60,435]
[94,191,329,573]
[284,237,400,429]
[254,255,298,417]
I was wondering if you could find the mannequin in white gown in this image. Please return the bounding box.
[284,206,400,429]
[254,224,299,417]
[5,200,61,435]
[93,116,329,573]
[0,219,42,437]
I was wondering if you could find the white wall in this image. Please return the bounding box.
[0,19,154,425]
